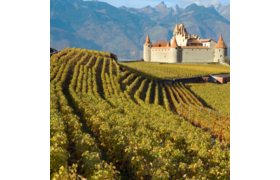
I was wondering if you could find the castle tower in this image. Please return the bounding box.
[173,24,179,36]
[170,37,179,63]
[214,34,228,62]
[143,35,152,62]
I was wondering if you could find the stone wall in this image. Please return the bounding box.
[181,48,214,62]
[150,48,172,63]
[214,48,227,62]
[143,45,151,62]
[171,34,187,46]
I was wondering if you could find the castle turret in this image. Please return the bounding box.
[170,37,179,63]
[143,35,152,62]
[214,34,227,62]
[173,24,179,36]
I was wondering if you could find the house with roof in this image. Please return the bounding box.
[143,23,228,63]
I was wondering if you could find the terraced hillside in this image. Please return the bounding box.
[50,47,230,179]
[119,62,230,80]
[186,83,230,118]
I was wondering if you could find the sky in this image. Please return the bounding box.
[87,0,230,9]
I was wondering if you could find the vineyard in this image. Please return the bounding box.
[186,83,230,118]
[118,62,230,80]
[50,47,230,179]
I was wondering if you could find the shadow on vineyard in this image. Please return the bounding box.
[120,64,160,80]
[149,82,156,104]
[158,85,164,106]
[96,72,105,100]
[185,87,214,109]
[140,80,149,101]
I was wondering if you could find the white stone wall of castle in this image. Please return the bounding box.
[144,34,227,63]
[143,45,151,62]
[181,48,214,63]
[210,40,217,48]
[202,42,210,47]
[170,48,178,63]
[150,48,172,63]
[214,48,227,62]
[170,35,187,47]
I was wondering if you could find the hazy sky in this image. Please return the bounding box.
[87,0,230,9]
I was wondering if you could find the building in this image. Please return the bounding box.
[143,23,228,63]
[210,74,230,84]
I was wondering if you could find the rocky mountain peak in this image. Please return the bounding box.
[154,1,168,13]
[174,4,180,11]
[155,1,166,8]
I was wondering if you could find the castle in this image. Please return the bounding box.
[143,23,228,63]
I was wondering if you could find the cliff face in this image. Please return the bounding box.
[50,0,230,59]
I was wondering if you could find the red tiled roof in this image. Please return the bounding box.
[153,41,170,47]
[215,35,227,48]
[144,35,152,46]
[151,47,170,49]
[174,24,179,33]
[200,39,212,42]
[181,46,209,49]
[171,37,178,48]
[188,38,202,44]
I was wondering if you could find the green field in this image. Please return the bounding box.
[119,61,230,80]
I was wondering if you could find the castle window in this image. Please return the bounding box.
[219,50,221,52]
[159,45,161,47]
[220,55,222,57]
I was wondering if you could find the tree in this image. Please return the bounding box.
[223,56,230,65]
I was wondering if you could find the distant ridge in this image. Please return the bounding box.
[50,0,230,59]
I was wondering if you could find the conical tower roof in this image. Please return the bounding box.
[171,37,178,48]
[166,42,170,47]
[174,24,179,33]
[144,35,152,46]
[215,34,227,48]
[179,23,183,30]
[185,28,188,35]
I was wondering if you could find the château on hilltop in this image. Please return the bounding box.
[143,23,228,63]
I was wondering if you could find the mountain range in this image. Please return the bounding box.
[204,1,230,21]
[50,0,230,60]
